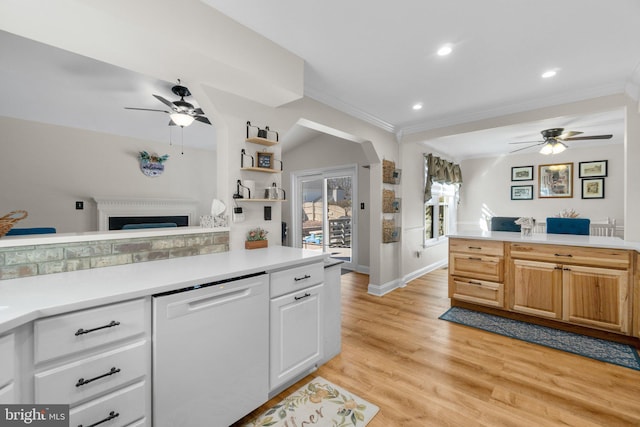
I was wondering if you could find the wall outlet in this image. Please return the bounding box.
[75,201,84,210]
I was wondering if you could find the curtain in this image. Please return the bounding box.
[424,153,463,201]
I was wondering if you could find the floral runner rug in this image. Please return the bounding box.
[440,306,640,371]
[242,376,379,427]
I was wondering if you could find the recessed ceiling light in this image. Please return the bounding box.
[412,103,423,110]
[437,45,452,56]
[542,70,557,78]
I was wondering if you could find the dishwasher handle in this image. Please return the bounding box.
[163,278,266,320]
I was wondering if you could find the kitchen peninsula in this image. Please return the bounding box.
[0,233,336,427]
[448,231,640,343]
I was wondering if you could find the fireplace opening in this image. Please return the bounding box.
[109,215,189,230]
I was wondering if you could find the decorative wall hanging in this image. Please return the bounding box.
[511,185,533,200]
[579,160,608,178]
[138,151,169,177]
[538,163,573,198]
[582,178,605,199]
[511,165,533,181]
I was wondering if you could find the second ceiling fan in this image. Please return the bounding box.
[509,128,612,154]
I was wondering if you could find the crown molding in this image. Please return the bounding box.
[304,85,397,133]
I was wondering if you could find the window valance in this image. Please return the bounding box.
[424,153,463,201]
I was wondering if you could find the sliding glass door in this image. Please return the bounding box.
[292,166,356,269]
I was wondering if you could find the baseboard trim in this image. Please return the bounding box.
[367,278,404,296]
[403,259,448,285]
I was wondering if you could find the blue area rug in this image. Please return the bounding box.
[439,306,640,371]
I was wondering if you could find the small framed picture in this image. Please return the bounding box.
[582,178,605,199]
[579,160,607,178]
[511,185,534,200]
[511,165,534,181]
[256,151,273,169]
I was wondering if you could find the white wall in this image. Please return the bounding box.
[0,116,217,232]
[282,133,371,271]
[458,144,624,231]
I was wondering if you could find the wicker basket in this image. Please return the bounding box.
[383,189,396,213]
[0,210,28,238]
[382,160,396,184]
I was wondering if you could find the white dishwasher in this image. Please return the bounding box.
[152,272,269,427]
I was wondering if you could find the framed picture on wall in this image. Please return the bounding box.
[579,160,607,178]
[582,178,605,199]
[511,165,534,181]
[539,163,573,198]
[511,185,533,200]
[256,151,274,169]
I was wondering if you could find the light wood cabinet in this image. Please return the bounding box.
[563,265,629,333]
[511,259,563,319]
[508,243,632,334]
[449,238,505,308]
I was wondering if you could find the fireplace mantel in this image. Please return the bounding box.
[94,197,198,231]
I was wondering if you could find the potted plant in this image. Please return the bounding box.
[245,227,269,249]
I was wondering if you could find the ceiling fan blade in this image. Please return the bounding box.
[194,115,212,125]
[509,143,542,154]
[558,131,583,139]
[125,107,170,113]
[153,94,177,110]
[192,108,205,115]
[168,120,176,126]
[509,140,543,145]
[562,134,613,141]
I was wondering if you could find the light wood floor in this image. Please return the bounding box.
[233,269,640,426]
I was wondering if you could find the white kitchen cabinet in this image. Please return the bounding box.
[321,262,342,364]
[0,332,15,404]
[33,298,150,425]
[270,282,324,391]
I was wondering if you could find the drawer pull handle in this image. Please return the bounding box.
[78,410,120,427]
[76,367,121,387]
[469,281,482,286]
[468,246,482,250]
[294,274,311,282]
[75,320,120,336]
[294,292,311,300]
[554,253,573,257]
[467,257,482,261]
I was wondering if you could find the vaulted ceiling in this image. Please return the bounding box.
[1,1,639,159]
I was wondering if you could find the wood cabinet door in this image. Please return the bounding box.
[511,259,562,319]
[563,265,630,333]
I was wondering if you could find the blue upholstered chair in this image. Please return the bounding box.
[546,217,590,235]
[6,227,56,236]
[490,217,521,232]
[121,222,178,230]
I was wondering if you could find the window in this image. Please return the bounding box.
[424,182,457,243]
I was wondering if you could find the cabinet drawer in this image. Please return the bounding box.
[35,340,147,405]
[450,277,504,308]
[69,381,146,427]
[270,262,324,298]
[34,298,146,364]
[0,333,14,388]
[450,238,504,256]
[450,253,503,282]
[509,243,631,269]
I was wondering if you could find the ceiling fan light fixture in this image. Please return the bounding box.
[539,142,554,155]
[552,141,567,154]
[170,112,195,127]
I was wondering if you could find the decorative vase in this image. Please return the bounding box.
[245,239,268,250]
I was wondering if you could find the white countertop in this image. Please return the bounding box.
[0,246,326,335]
[449,230,640,251]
